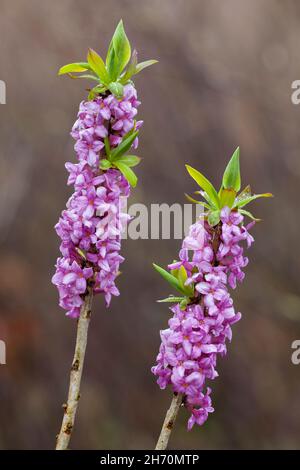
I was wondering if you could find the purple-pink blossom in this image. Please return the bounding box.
[152,208,254,429]
[52,84,142,317]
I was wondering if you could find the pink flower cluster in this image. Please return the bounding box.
[52,85,142,317]
[151,207,254,429]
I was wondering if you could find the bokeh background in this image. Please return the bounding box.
[0,0,299,450]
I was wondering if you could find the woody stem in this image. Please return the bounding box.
[155,393,184,450]
[55,287,93,450]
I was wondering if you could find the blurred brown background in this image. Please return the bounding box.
[0,0,299,450]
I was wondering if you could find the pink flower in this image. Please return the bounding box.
[187,388,214,430]
[152,207,254,428]
[53,86,142,317]
[52,259,93,318]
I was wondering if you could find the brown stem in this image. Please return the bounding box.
[55,288,93,450]
[155,393,184,450]
[211,221,222,260]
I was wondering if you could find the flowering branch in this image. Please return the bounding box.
[56,288,93,450]
[53,20,156,449]
[152,148,272,448]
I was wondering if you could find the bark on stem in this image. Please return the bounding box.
[155,393,184,450]
[55,287,93,450]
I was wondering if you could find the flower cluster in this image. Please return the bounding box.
[52,84,142,317]
[151,207,254,429]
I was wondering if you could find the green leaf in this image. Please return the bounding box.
[177,266,194,297]
[121,52,158,83]
[88,84,107,100]
[100,159,112,170]
[114,161,138,187]
[186,165,220,208]
[169,267,179,279]
[92,85,107,93]
[168,265,193,296]
[157,296,186,303]
[87,49,110,84]
[153,264,188,295]
[108,81,124,98]
[58,62,92,75]
[180,298,188,310]
[194,190,218,208]
[234,193,273,209]
[67,73,100,82]
[222,147,241,192]
[184,193,210,209]
[110,130,139,161]
[106,19,131,81]
[239,209,261,222]
[234,184,251,204]
[75,247,86,260]
[112,155,141,167]
[104,137,111,159]
[134,59,158,74]
[120,49,138,83]
[207,210,220,226]
[88,89,96,101]
[219,188,236,208]
[177,265,187,286]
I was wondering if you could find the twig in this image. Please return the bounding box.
[155,393,184,450]
[55,287,93,450]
